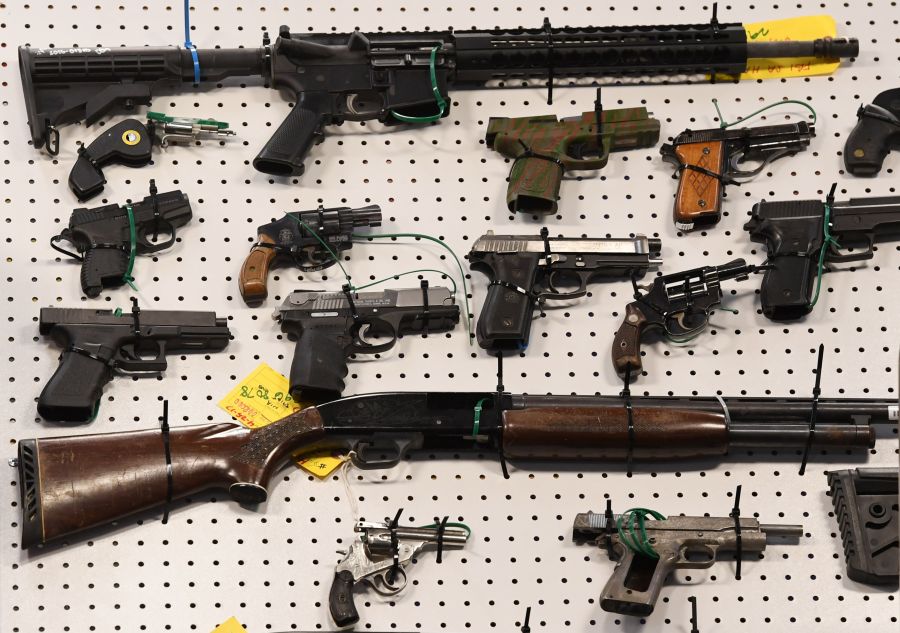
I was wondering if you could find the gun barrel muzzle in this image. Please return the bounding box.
[350,204,383,227]
[747,37,859,60]
[760,524,804,538]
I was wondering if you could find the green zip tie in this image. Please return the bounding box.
[147,111,230,129]
[353,232,472,345]
[712,98,817,129]
[420,521,472,537]
[284,215,470,341]
[352,269,457,295]
[123,205,138,291]
[616,507,666,559]
[114,307,123,317]
[471,397,489,437]
[809,201,841,309]
[390,46,447,124]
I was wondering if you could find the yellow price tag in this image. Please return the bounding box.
[737,16,840,80]
[210,617,244,633]
[218,362,303,428]
[293,451,347,478]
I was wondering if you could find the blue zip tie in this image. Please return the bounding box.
[184,0,200,84]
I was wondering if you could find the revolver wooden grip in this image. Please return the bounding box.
[611,302,648,378]
[672,140,726,231]
[239,234,278,305]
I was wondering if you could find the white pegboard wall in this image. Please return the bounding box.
[0,1,898,632]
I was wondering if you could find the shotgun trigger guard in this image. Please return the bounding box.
[350,434,423,469]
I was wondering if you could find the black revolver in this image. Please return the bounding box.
[844,88,900,176]
[744,184,900,320]
[50,182,192,297]
[239,204,381,305]
[612,259,758,378]
[38,300,231,422]
[274,285,459,402]
[468,229,662,352]
[661,122,814,231]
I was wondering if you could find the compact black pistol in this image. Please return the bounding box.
[51,181,191,297]
[744,184,900,320]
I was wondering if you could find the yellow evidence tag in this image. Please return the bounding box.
[293,452,347,478]
[218,362,303,428]
[737,16,840,80]
[210,617,244,633]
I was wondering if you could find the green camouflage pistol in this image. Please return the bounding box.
[485,99,660,214]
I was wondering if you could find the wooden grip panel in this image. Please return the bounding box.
[611,303,648,377]
[502,406,728,460]
[673,141,726,230]
[239,234,278,304]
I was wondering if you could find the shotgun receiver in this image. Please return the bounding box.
[661,122,814,231]
[15,390,888,548]
[19,10,857,174]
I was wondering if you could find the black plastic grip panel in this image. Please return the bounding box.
[328,570,360,627]
[253,92,332,177]
[844,104,900,176]
[37,350,113,422]
[80,248,130,298]
[288,328,349,404]
[758,255,818,321]
[476,283,536,351]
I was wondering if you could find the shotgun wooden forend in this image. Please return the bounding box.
[17,407,324,548]
[501,406,728,460]
[239,233,279,305]
[672,140,726,231]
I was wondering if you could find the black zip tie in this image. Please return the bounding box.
[49,234,85,261]
[621,363,635,477]
[148,179,161,242]
[45,120,60,156]
[799,343,826,476]
[604,498,615,559]
[160,400,173,525]
[543,17,554,105]
[420,279,430,335]
[387,508,403,585]
[689,596,700,633]
[521,606,532,633]
[594,87,603,149]
[496,351,510,479]
[342,284,360,323]
[130,297,142,338]
[710,2,719,30]
[434,515,449,563]
[730,484,743,580]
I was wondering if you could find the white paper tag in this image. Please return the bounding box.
[889,405,898,421]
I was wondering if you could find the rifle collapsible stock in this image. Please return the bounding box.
[16,391,889,548]
[19,10,858,174]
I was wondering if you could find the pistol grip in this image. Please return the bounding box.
[758,254,818,321]
[476,282,536,351]
[600,547,672,617]
[506,154,565,214]
[328,569,360,627]
[239,234,278,305]
[671,141,726,231]
[844,109,900,176]
[80,247,129,298]
[288,327,348,403]
[38,349,114,422]
[611,303,648,378]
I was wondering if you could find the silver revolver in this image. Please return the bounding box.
[329,516,470,627]
[573,509,803,617]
